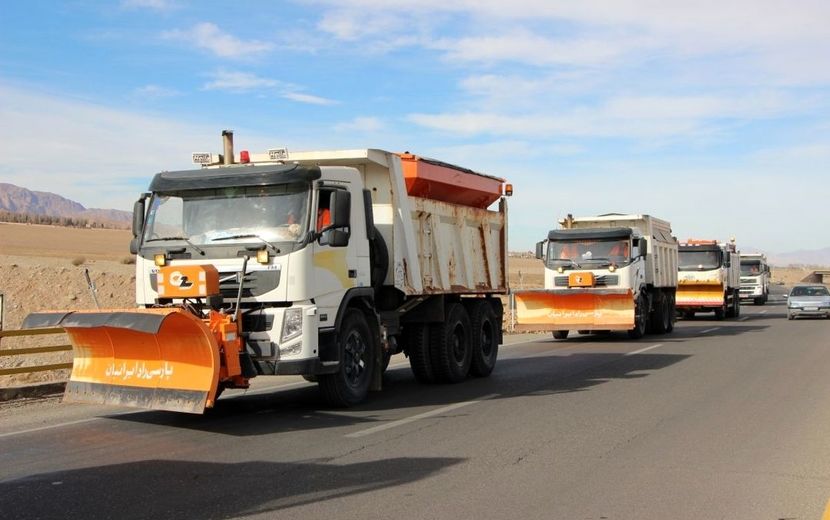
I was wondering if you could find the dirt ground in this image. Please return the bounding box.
[0,224,825,388]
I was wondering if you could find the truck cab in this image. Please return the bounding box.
[739,253,770,305]
[676,240,741,319]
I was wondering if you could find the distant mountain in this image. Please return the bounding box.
[0,183,131,225]
[768,247,830,268]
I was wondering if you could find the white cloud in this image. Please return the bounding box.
[0,84,218,211]
[280,92,338,106]
[335,116,384,132]
[201,70,337,105]
[132,84,180,99]
[163,22,273,58]
[203,70,282,92]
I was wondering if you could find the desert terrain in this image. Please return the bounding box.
[0,223,825,388]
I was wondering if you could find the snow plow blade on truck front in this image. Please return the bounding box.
[513,289,635,331]
[21,265,248,414]
[22,309,222,414]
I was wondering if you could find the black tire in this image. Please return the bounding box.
[381,350,392,373]
[469,300,498,377]
[577,330,591,335]
[734,292,741,318]
[404,323,434,383]
[628,293,648,339]
[552,330,569,340]
[319,309,375,406]
[726,290,737,318]
[430,303,472,383]
[754,296,763,306]
[650,292,671,334]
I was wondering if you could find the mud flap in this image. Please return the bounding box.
[23,309,221,414]
[513,289,635,332]
[676,284,725,308]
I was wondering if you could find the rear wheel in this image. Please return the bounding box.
[319,309,375,407]
[649,292,670,334]
[430,303,472,383]
[404,323,434,383]
[469,301,498,378]
[665,293,676,333]
[628,294,648,339]
[552,330,569,340]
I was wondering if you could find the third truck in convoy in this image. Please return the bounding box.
[739,253,770,305]
[676,239,741,319]
[514,213,678,339]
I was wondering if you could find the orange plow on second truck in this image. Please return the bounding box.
[22,308,227,414]
[513,289,635,332]
[676,283,725,307]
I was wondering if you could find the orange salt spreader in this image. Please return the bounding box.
[22,264,251,414]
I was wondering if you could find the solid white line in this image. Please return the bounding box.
[0,411,133,439]
[345,393,500,438]
[700,327,720,334]
[760,310,768,314]
[739,316,749,321]
[624,343,663,357]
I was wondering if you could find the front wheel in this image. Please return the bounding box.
[319,309,375,407]
[552,330,569,340]
[628,294,648,339]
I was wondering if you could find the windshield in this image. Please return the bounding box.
[740,261,763,276]
[143,183,310,247]
[679,250,722,271]
[547,238,630,268]
[790,286,830,297]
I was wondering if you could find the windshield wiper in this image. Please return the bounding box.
[145,236,205,256]
[551,258,579,269]
[211,234,280,254]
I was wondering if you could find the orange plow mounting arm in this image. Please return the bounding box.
[23,309,221,414]
[513,289,635,332]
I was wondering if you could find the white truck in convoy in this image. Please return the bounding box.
[514,214,678,339]
[676,239,741,319]
[24,131,510,413]
[739,253,770,305]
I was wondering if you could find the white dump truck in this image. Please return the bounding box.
[739,253,770,305]
[676,239,741,319]
[24,131,510,413]
[514,213,678,339]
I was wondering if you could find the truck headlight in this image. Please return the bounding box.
[281,308,303,343]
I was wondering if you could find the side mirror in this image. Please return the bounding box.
[321,229,349,247]
[330,190,351,229]
[535,240,545,260]
[132,197,146,238]
[129,237,139,255]
[724,252,731,268]
[639,238,648,256]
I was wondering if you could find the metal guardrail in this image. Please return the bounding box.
[0,327,73,377]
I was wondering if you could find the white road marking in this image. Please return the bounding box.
[739,316,749,321]
[0,413,132,439]
[624,343,664,356]
[345,393,500,438]
[760,310,768,314]
[700,327,721,334]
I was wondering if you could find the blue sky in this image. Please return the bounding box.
[1,0,828,253]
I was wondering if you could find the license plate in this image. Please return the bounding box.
[805,307,819,311]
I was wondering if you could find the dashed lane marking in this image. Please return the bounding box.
[345,394,500,438]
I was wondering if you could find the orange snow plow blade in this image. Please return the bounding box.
[676,284,724,307]
[514,289,635,331]
[22,309,221,414]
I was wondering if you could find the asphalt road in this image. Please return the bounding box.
[2,291,829,519]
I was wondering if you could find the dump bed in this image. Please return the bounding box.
[564,214,677,288]
[276,149,508,296]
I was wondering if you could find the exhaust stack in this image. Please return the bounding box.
[222,130,234,165]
